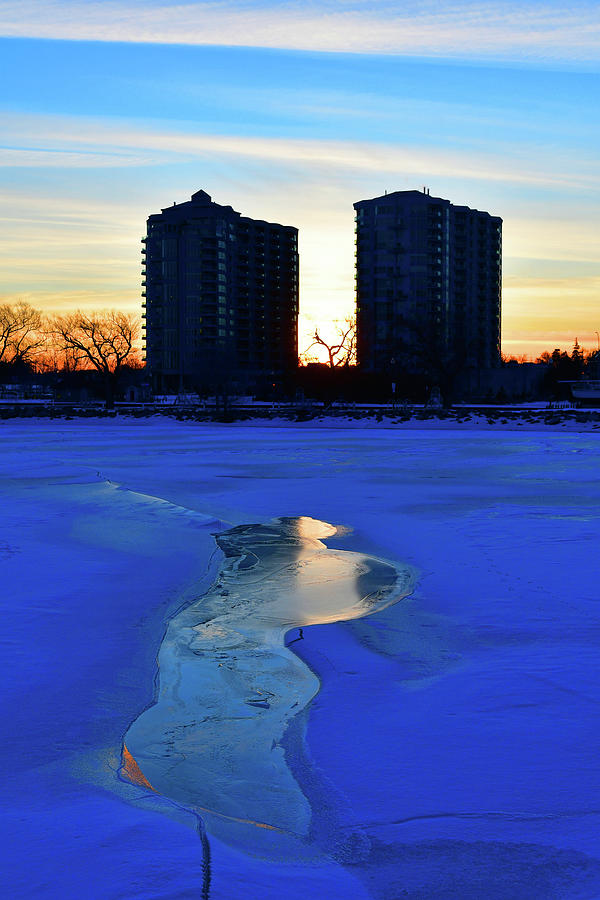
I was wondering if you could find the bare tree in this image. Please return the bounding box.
[0,302,44,368]
[502,352,531,364]
[51,310,141,407]
[38,340,83,375]
[388,312,468,405]
[301,316,356,368]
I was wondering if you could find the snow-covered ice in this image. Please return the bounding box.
[2,418,600,899]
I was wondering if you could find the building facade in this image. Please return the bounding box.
[143,190,299,394]
[354,190,502,378]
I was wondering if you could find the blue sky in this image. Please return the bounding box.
[1,0,599,356]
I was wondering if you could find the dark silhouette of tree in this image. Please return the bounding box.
[585,349,600,378]
[51,310,140,407]
[534,342,600,398]
[301,316,356,368]
[391,313,467,404]
[535,345,583,399]
[0,302,44,369]
[188,343,238,416]
[570,338,584,377]
[38,336,82,375]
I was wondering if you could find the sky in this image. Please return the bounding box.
[1,0,599,359]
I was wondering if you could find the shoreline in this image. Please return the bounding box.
[2,406,599,431]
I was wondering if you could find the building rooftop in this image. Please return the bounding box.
[354,189,501,220]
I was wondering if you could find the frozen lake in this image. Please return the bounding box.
[2,418,600,898]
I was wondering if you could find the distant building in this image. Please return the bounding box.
[354,189,502,377]
[143,190,299,394]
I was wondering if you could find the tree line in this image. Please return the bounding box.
[0,302,140,371]
[2,300,597,407]
[0,302,141,406]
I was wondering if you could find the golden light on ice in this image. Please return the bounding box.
[121,743,155,792]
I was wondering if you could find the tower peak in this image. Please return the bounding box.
[191,189,212,203]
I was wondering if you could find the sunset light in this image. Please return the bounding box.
[2,1,598,359]
[3,7,600,897]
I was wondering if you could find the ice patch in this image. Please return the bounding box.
[123,516,413,857]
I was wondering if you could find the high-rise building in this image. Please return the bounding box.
[142,190,299,394]
[353,190,502,376]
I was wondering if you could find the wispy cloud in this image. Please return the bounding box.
[0,147,155,168]
[2,112,598,194]
[0,1,598,65]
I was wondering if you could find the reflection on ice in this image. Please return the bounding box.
[122,516,412,854]
[121,744,155,792]
[214,516,400,627]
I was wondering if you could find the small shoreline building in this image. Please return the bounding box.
[143,190,299,395]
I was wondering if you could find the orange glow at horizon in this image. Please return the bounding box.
[3,192,598,366]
